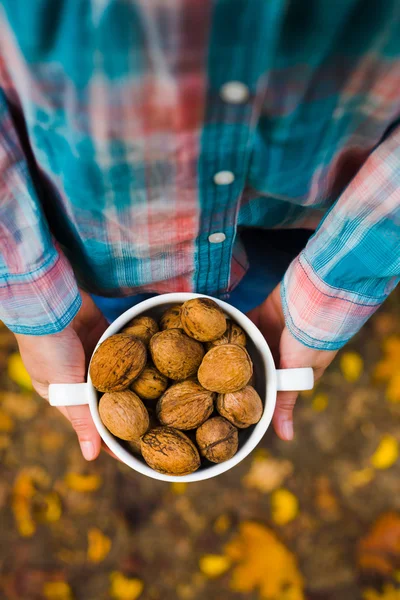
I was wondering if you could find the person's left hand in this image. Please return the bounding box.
[248,283,338,441]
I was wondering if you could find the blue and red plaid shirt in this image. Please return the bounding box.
[0,1,399,350]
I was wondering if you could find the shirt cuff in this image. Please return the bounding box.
[281,254,384,351]
[0,251,82,335]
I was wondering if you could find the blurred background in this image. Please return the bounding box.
[0,291,399,600]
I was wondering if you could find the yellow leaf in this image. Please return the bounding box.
[171,482,188,495]
[43,581,73,600]
[243,456,293,494]
[199,554,231,578]
[65,473,102,492]
[348,467,375,488]
[312,393,329,412]
[0,434,11,449]
[87,528,111,563]
[0,408,14,432]
[7,353,33,390]
[109,572,144,600]
[271,489,299,526]
[357,512,400,576]
[386,372,400,404]
[12,467,51,537]
[363,584,400,600]
[340,351,364,382]
[225,521,304,599]
[214,514,231,534]
[370,435,398,470]
[41,492,62,523]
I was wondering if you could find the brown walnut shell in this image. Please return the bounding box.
[150,328,204,380]
[141,426,201,475]
[206,320,247,351]
[217,385,263,428]
[90,334,147,392]
[122,315,159,346]
[180,298,227,342]
[159,305,183,330]
[196,416,238,463]
[198,344,253,393]
[131,364,168,402]
[99,390,149,441]
[156,380,215,430]
[127,407,158,455]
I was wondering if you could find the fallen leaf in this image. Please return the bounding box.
[7,353,33,391]
[33,491,62,523]
[43,581,73,600]
[363,584,400,600]
[243,456,293,494]
[386,373,400,404]
[0,408,14,433]
[0,391,38,420]
[87,528,111,563]
[0,434,11,449]
[312,393,329,412]
[370,436,398,469]
[171,482,188,495]
[315,477,340,520]
[65,473,102,492]
[12,467,50,537]
[340,351,364,382]
[357,512,400,575]
[214,514,231,534]
[348,468,375,488]
[374,336,400,403]
[271,489,299,526]
[40,431,65,452]
[225,521,304,599]
[109,572,144,600]
[199,554,231,578]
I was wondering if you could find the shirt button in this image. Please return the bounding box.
[208,232,226,244]
[220,81,250,104]
[213,170,235,185]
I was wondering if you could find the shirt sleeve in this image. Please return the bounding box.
[0,88,82,335]
[281,126,400,351]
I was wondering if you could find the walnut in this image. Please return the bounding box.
[217,385,263,428]
[195,416,238,463]
[180,298,227,342]
[156,380,214,430]
[141,426,201,475]
[90,334,147,392]
[197,344,253,393]
[159,305,183,330]
[131,364,168,402]
[206,320,247,351]
[122,315,159,345]
[150,328,204,380]
[99,390,149,440]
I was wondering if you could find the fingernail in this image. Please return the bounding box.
[282,420,294,441]
[81,441,95,460]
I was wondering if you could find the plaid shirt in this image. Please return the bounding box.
[0,1,399,350]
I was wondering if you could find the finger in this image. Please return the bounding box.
[272,391,298,441]
[66,404,102,461]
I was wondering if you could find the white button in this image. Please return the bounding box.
[213,170,235,185]
[208,232,226,244]
[220,81,250,104]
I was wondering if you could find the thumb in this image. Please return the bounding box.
[272,391,298,441]
[65,404,102,461]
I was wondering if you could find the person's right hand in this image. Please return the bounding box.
[15,291,109,461]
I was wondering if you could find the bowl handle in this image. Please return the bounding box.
[276,368,314,392]
[49,383,92,407]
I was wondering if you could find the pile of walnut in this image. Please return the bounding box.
[90,298,263,476]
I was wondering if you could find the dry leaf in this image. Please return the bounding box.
[386,372,400,404]
[348,468,375,488]
[0,408,14,433]
[315,477,340,520]
[374,336,400,403]
[7,353,33,391]
[271,489,299,526]
[363,585,400,600]
[109,572,144,600]
[171,482,188,495]
[312,393,329,412]
[33,491,62,523]
[64,473,102,492]
[12,467,50,537]
[357,512,400,575]
[199,554,231,578]
[43,581,73,600]
[0,434,10,449]
[87,527,111,563]
[214,514,231,534]
[40,431,65,452]
[370,436,398,469]
[225,521,304,599]
[243,456,293,494]
[0,391,38,420]
[340,351,364,382]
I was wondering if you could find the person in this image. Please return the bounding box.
[1,1,399,462]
